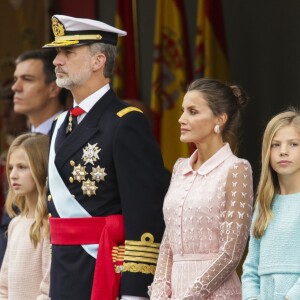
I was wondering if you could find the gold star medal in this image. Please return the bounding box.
[91,166,107,182]
[81,179,98,197]
[72,164,87,182]
[82,143,101,165]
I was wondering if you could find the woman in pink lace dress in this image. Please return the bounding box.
[150,78,254,299]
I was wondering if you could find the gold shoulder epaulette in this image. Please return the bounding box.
[122,233,160,275]
[117,106,143,118]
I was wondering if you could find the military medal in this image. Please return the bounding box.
[91,166,107,182]
[71,143,107,196]
[72,164,87,182]
[66,114,73,133]
[81,179,98,196]
[82,143,101,165]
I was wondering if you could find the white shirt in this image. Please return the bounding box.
[73,83,110,123]
[31,111,63,134]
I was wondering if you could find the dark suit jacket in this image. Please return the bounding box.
[0,211,9,267]
[48,89,167,299]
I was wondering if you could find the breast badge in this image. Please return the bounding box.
[91,166,107,182]
[81,179,98,196]
[72,164,87,182]
[82,143,101,165]
[69,143,107,197]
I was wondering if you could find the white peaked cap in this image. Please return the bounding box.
[43,14,127,48]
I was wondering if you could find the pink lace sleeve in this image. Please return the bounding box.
[149,159,184,300]
[179,160,253,299]
[149,232,173,299]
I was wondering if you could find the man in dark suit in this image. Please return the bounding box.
[43,15,167,300]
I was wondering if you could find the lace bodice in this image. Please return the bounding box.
[150,144,253,299]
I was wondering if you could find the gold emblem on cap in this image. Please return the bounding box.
[52,17,65,37]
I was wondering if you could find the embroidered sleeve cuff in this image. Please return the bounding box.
[123,233,160,275]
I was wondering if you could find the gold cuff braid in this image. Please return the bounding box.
[123,233,160,274]
[123,262,156,275]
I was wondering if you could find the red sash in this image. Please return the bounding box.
[49,215,125,300]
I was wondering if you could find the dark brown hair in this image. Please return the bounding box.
[187,78,249,152]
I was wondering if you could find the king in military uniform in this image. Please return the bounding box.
[43,15,167,300]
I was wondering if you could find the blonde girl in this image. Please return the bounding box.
[242,108,300,300]
[0,133,50,300]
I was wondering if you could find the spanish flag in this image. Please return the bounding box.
[113,0,139,100]
[151,0,192,171]
[194,0,231,80]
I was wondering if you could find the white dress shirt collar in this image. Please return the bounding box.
[72,83,110,123]
[31,110,63,134]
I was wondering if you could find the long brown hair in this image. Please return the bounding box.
[5,133,49,247]
[253,107,300,238]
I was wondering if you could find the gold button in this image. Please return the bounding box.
[69,177,74,183]
[48,195,52,201]
[96,34,102,40]
[70,160,75,166]
[48,213,52,218]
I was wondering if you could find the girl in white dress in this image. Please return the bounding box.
[0,133,50,300]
